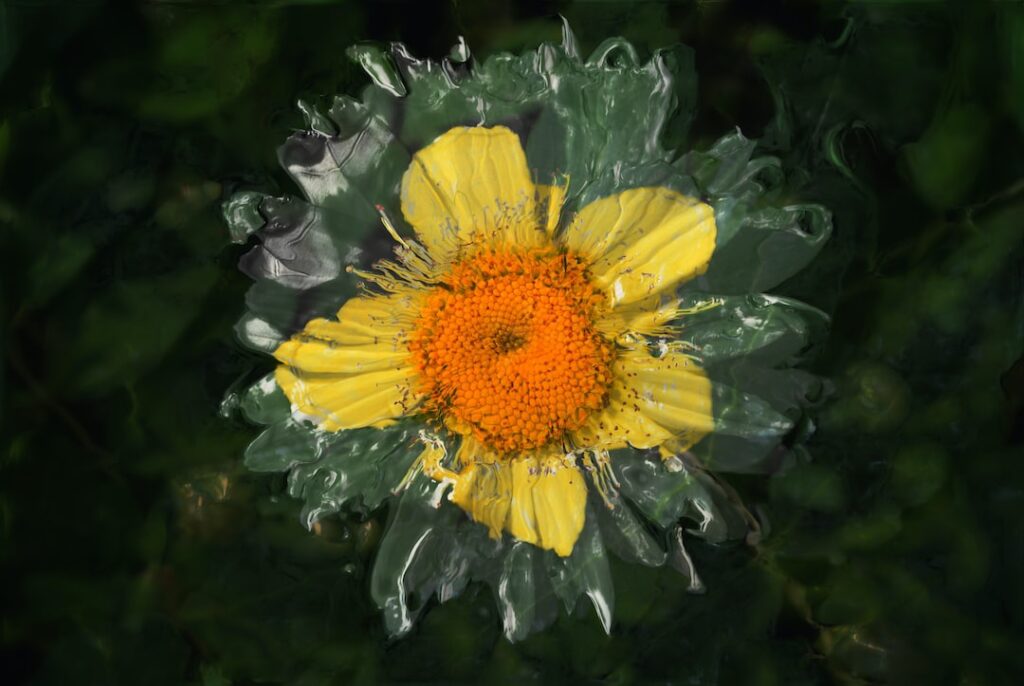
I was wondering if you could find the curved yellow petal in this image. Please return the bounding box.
[275,365,421,432]
[505,457,540,547]
[596,293,724,344]
[330,290,424,340]
[506,452,587,557]
[275,338,408,374]
[400,126,541,261]
[276,290,422,364]
[450,440,511,540]
[272,291,424,430]
[562,187,716,306]
[531,455,587,557]
[447,441,587,557]
[596,293,683,341]
[536,181,567,237]
[572,344,713,450]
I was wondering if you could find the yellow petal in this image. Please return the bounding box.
[274,338,408,374]
[400,126,541,261]
[572,382,674,450]
[562,187,716,306]
[572,344,713,450]
[331,290,423,343]
[531,455,587,557]
[596,293,683,341]
[275,365,420,431]
[535,181,567,237]
[278,290,421,357]
[596,293,724,343]
[450,440,511,539]
[271,291,424,430]
[449,442,587,557]
[506,452,587,557]
[505,457,540,547]
[417,434,458,483]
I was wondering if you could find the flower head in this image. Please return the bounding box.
[226,21,831,640]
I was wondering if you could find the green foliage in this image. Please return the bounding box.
[2,1,1023,685]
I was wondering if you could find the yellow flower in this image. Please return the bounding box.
[272,125,717,557]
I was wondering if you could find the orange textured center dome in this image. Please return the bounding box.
[409,249,613,453]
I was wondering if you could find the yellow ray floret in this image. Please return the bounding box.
[273,291,423,431]
[562,187,717,307]
[535,181,567,236]
[401,126,544,262]
[450,439,587,557]
[275,365,421,431]
[572,344,713,450]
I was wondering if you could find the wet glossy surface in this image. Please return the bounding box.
[222,17,834,648]
[3,2,1023,684]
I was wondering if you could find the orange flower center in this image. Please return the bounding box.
[409,248,613,454]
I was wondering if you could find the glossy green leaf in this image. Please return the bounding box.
[545,513,615,634]
[239,373,291,426]
[370,476,440,637]
[591,487,667,568]
[370,474,492,637]
[286,423,418,525]
[679,293,830,367]
[613,452,747,542]
[698,203,832,294]
[222,191,269,244]
[233,312,285,354]
[497,542,537,642]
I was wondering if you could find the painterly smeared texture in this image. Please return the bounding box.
[229,22,832,642]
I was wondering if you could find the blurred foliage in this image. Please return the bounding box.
[1,0,1023,684]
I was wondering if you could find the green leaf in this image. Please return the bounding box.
[545,513,614,634]
[243,418,319,473]
[233,312,285,354]
[222,191,268,244]
[285,422,418,525]
[497,542,537,642]
[614,452,747,542]
[239,372,290,426]
[346,44,407,97]
[698,203,833,294]
[370,475,449,637]
[278,104,409,233]
[679,293,830,367]
[592,489,666,568]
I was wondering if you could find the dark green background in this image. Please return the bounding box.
[2,1,1023,683]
